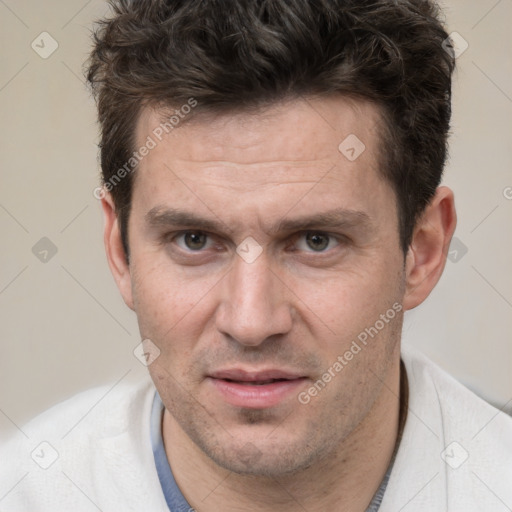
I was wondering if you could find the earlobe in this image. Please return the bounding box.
[100,191,135,311]
[403,186,457,311]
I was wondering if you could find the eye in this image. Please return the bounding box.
[175,231,213,251]
[295,231,340,252]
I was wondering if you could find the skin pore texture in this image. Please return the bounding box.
[102,96,456,511]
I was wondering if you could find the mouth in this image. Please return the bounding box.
[207,369,308,409]
[222,378,293,386]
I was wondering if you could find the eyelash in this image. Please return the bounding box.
[166,230,345,255]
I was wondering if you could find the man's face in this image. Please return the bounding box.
[125,96,406,476]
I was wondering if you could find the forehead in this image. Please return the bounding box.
[130,96,395,236]
[135,95,383,170]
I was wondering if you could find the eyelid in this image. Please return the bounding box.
[171,230,216,251]
[291,231,344,252]
[164,229,348,253]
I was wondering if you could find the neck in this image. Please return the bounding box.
[162,356,403,512]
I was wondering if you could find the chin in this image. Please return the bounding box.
[212,448,316,477]
[194,427,335,478]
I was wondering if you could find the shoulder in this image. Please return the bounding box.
[0,378,156,460]
[0,376,166,511]
[3,375,155,444]
[401,344,512,462]
[401,344,512,437]
[381,345,512,511]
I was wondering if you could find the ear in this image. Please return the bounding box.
[101,191,134,311]
[403,186,457,311]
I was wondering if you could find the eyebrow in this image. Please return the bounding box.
[145,206,373,236]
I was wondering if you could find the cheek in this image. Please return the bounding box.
[290,258,403,343]
[129,256,218,354]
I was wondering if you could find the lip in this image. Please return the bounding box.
[210,368,304,381]
[207,368,308,409]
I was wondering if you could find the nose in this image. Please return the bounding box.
[215,252,293,347]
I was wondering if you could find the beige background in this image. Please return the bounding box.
[1,0,511,438]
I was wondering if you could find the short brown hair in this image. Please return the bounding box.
[86,0,455,257]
